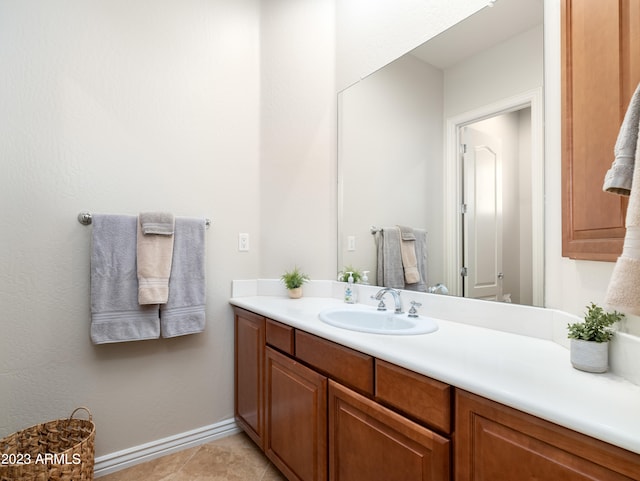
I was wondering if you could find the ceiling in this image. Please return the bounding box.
[410,0,543,69]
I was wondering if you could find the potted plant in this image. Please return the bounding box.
[567,303,623,373]
[338,266,362,283]
[280,266,309,299]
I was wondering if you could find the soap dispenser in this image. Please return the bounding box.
[344,272,356,303]
[361,271,370,285]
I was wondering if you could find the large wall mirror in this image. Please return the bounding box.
[338,0,544,306]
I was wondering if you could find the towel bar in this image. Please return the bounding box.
[77,212,211,228]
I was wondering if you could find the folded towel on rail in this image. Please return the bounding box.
[90,214,160,344]
[137,213,175,305]
[603,83,640,195]
[139,212,175,235]
[160,217,207,338]
[398,225,420,284]
[404,229,427,292]
[376,227,405,289]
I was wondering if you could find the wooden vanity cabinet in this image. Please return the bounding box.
[234,307,265,449]
[329,380,451,481]
[455,389,640,480]
[265,347,327,481]
[561,0,640,260]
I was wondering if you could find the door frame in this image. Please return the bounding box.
[443,88,544,306]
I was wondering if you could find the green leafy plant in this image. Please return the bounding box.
[280,266,310,290]
[567,303,623,343]
[338,266,362,283]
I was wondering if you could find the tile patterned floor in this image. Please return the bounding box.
[99,432,287,481]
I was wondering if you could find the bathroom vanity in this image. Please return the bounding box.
[231,282,640,481]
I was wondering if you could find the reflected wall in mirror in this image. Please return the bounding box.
[338,0,544,306]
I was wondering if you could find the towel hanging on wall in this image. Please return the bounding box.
[90,215,161,344]
[603,83,640,195]
[160,217,207,337]
[375,226,427,292]
[136,212,175,305]
[603,84,640,315]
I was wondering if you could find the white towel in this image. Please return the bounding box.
[90,215,160,344]
[136,213,174,305]
[160,217,207,337]
[603,83,640,195]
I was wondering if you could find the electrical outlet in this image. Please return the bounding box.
[238,233,249,252]
[347,236,356,251]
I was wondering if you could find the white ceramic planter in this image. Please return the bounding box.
[288,287,303,299]
[570,339,609,373]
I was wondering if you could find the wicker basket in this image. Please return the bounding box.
[0,407,95,481]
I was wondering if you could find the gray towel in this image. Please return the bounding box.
[603,83,640,195]
[139,212,175,235]
[405,229,427,293]
[160,217,206,337]
[376,227,405,289]
[90,215,160,344]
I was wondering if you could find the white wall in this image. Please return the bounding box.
[339,54,444,285]
[259,0,337,279]
[0,0,261,456]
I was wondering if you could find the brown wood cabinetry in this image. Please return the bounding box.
[562,0,640,260]
[235,307,640,481]
[329,380,450,481]
[265,347,327,481]
[295,330,374,395]
[455,389,640,480]
[375,359,452,435]
[234,307,265,449]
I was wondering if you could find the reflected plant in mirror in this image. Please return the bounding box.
[337,0,544,306]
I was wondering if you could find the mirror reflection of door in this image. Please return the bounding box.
[461,107,533,304]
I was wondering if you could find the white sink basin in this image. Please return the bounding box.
[318,307,438,335]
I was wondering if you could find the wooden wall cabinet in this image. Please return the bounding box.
[455,389,640,480]
[562,0,640,260]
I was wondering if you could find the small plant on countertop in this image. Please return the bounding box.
[280,266,310,290]
[338,266,362,283]
[567,302,623,343]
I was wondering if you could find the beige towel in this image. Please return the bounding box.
[604,116,640,315]
[398,225,420,284]
[137,214,175,305]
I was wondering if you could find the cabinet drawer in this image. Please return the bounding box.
[295,331,374,395]
[266,318,294,355]
[375,360,452,434]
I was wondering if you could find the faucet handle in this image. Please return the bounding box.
[371,295,387,311]
[408,301,422,318]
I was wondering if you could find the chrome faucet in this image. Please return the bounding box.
[373,287,403,314]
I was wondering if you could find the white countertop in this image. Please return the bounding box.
[230,289,640,456]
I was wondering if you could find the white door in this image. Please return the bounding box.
[462,126,503,301]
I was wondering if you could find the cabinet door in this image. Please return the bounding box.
[329,380,450,481]
[455,389,640,481]
[562,0,640,260]
[265,347,327,481]
[234,308,265,448]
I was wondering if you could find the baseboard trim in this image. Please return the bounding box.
[94,418,240,478]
